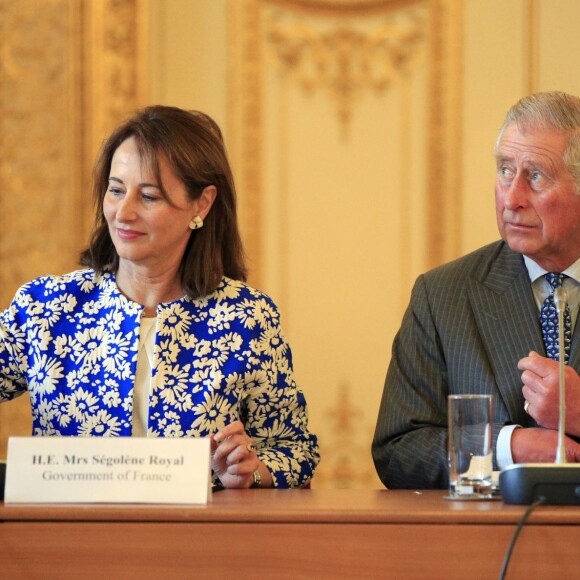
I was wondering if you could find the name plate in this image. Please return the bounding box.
[5,436,211,505]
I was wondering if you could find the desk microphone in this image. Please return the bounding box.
[500,286,580,504]
[0,460,5,501]
[554,286,567,464]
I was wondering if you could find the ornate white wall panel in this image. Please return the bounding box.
[228,0,462,488]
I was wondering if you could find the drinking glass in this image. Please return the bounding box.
[448,394,494,499]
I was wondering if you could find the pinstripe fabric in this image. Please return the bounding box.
[372,240,580,489]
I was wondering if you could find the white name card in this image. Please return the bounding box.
[5,436,211,505]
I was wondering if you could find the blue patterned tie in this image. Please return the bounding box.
[540,273,571,363]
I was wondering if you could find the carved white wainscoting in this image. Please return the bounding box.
[228,0,462,488]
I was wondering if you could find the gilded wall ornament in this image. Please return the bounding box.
[316,383,378,489]
[267,8,425,130]
[0,0,146,459]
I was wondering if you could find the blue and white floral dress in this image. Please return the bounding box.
[0,269,319,488]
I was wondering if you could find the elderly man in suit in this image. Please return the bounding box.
[372,91,580,489]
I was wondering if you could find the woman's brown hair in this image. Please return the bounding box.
[80,105,247,298]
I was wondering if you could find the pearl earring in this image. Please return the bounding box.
[189,216,203,230]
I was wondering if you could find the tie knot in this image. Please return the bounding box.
[545,272,565,290]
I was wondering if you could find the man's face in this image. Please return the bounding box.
[495,123,580,271]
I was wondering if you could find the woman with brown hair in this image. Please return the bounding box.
[0,106,319,489]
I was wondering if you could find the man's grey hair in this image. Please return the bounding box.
[495,91,580,193]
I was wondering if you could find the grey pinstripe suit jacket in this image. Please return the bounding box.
[372,240,580,489]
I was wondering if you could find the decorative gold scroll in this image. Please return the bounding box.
[266,0,422,15]
[0,0,147,458]
[267,8,425,131]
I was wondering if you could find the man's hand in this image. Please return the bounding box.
[511,426,580,463]
[518,351,580,437]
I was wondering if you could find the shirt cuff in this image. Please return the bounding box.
[496,424,521,469]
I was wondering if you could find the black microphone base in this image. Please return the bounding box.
[500,463,580,505]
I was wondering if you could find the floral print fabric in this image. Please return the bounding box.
[0,270,319,488]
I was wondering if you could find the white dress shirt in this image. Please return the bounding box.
[496,255,580,469]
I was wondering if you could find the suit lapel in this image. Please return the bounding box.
[466,245,542,425]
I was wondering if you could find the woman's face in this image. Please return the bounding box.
[104,137,212,273]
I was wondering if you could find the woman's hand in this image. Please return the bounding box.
[210,421,261,489]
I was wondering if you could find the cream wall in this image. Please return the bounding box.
[461,0,580,255]
[148,1,229,121]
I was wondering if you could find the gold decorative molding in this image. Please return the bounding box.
[425,0,463,266]
[0,0,81,456]
[267,8,425,131]
[228,0,264,287]
[266,0,422,15]
[83,0,148,147]
[81,0,149,236]
[0,0,147,459]
[0,0,80,303]
[314,383,378,489]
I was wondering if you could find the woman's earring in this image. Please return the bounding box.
[189,216,204,230]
